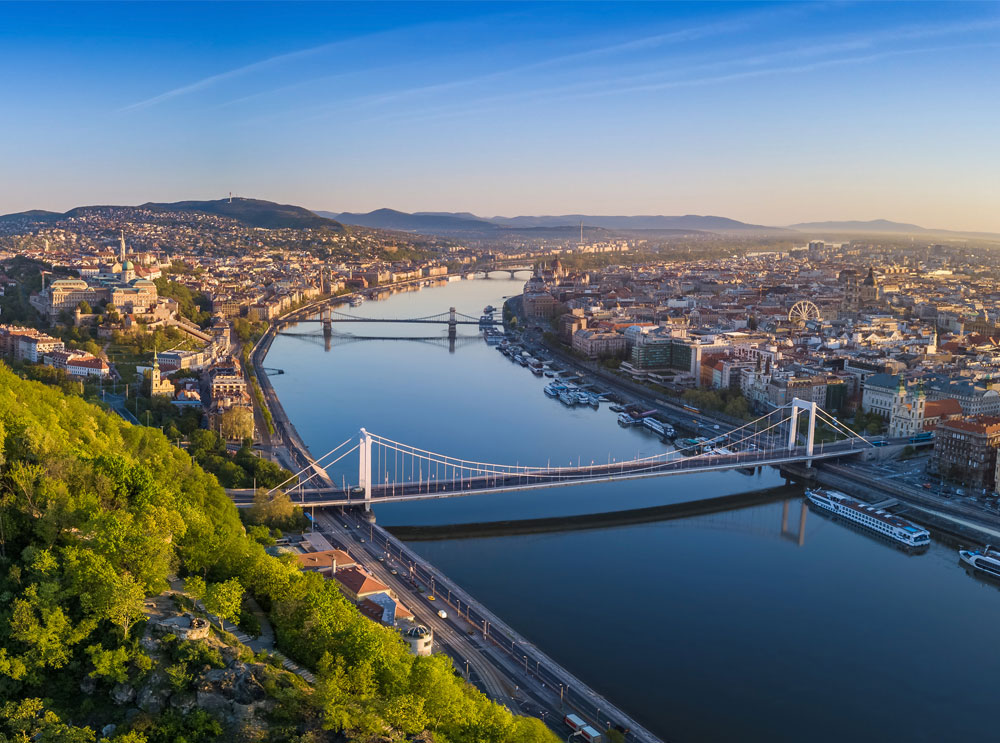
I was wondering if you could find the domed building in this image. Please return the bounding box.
[120,258,136,283]
[402,623,433,656]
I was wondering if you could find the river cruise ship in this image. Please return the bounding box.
[805,489,930,549]
[959,546,1000,579]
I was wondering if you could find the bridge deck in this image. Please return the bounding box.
[231,446,862,508]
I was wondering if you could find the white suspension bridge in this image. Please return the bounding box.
[235,399,879,509]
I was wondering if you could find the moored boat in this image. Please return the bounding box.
[959,546,1000,578]
[806,488,930,549]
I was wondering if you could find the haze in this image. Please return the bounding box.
[1,1,998,231]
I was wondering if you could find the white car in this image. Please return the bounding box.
[437,610,448,619]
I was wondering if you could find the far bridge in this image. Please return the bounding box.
[233,400,881,509]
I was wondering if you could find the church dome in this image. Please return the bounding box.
[862,267,877,286]
[122,260,135,270]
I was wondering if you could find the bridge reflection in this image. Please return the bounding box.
[384,486,809,545]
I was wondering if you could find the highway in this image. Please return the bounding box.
[312,506,664,742]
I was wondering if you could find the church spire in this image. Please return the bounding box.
[119,229,126,263]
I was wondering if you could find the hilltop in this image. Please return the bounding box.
[141,198,344,231]
[323,208,782,237]
[0,199,345,232]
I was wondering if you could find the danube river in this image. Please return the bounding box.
[269,277,1000,742]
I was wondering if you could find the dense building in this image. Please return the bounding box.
[933,415,1000,491]
[571,328,626,359]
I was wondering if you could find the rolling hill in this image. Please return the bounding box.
[141,197,344,230]
[325,208,783,236]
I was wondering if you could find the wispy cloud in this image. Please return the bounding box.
[120,42,342,112]
[118,13,503,112]
[354,39,1000,128]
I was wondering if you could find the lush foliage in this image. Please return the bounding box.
[0,363,556,742]
[153,278,212,328]
[187,431,292,490]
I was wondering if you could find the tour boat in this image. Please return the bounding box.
[617,413,638,426]
[805,489,930,549]
[559,390,577,406]
[544,382,566,397]
[959,546,1000,579]
[642,417,669,436]
[349,295,364,307]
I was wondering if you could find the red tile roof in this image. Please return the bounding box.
[333,566,389,598]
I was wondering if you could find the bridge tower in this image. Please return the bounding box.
[321,306,332,352]
[358,428,372,511]
[447,306,457,341]
[787,398,818,461]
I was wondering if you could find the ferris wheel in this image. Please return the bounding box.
[788,300,821,324]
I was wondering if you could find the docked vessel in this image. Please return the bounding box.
[959,546,1000,578]
[805,489,930,549]
[617,412,638,426]
[642,417,675,438]
[559,390,577,406]
[349,295,364,307]
[543,382,565,398]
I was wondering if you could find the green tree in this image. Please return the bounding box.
[203,578,244,628]
[218,407,254,441]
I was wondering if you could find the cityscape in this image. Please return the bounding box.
[1,3,999,743]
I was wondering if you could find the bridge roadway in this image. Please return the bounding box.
[289,317,495,324]
[228,442,866,507]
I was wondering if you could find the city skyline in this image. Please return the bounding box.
[2,1,999,231]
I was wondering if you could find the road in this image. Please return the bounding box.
[311,506,665,742]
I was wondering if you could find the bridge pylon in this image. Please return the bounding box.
[359,428,372,511]
[447,306,457,341]
[321,306,332,352]
[788,398,818,461]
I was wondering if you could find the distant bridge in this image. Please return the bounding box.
[231,400,880,509]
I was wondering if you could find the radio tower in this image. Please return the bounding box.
[580,220,583,244]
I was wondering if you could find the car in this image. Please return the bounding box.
[377,556,385,562]
[427,595,435,601]
[437,610,448,619]
[390,569,398,575]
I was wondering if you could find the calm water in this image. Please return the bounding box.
[269,277,1000,742]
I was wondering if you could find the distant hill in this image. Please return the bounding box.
[0,209,63,224]
[788,219,926,233]
[486,213,781,232]
[326,208,782,236]
[325,208,500,234]
[0,199,344,232]
[142,198,343,230]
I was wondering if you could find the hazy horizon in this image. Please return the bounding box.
[2,2,998,232]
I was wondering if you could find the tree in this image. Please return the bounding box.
[218,407,254,441]
[77,300,92,314]
[247,490,296,528]
[107,573,146,640]
[203,578,244,628]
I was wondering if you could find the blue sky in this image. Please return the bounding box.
[1,1,998,231]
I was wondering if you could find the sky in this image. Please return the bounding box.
[1,1,998,231]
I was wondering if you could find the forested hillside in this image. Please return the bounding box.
[0,363,554,742]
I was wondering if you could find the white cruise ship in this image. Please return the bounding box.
[959,546,1000,578]
[805,489,930,549]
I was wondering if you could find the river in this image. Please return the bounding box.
[268,276,1000,743]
